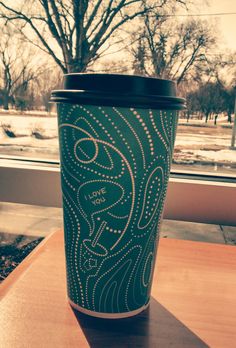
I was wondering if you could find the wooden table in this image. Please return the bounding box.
[0,230,236,348]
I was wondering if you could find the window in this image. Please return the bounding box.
[0,1,235,226]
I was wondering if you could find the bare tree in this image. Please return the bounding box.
[0,23,43,110]
[35,65,63,111]
[222,86,235,124]
[191,52,236,87]
[187,82,226,123]
[131,14,217,84]
[0,0,177,73]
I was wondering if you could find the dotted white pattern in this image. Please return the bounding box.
[58,103,178,314]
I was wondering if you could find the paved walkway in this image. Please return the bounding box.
[0,202,235,245]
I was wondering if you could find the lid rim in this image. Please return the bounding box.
[51,89,185,101]
[51,92,186,110]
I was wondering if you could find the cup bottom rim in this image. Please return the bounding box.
[69,298,150,319]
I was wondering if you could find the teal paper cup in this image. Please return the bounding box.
[51,74,185,319]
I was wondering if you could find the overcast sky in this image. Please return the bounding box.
[194,0,236,50]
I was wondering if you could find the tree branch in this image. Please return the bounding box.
[176,43,202,84]
[73,1,89,68]
[85,0,103,32]
[0,1,67,72]
[89,5,148,60]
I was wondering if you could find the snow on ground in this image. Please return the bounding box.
[0,114,58,137]
[175,133,230,148]
[180,149,236,163]
[0,113,236,169]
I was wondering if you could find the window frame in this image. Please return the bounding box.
[1,158,235,226]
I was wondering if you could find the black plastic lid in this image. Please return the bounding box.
[51,73,186,110]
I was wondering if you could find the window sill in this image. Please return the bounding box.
[0,159,235,225]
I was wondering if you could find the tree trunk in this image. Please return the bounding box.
[66,54,89,73]
[187,111,190,122]
[205,113,209,123]
[231,96,236,148]
[3,91,9,110]
[227,112,232,123]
